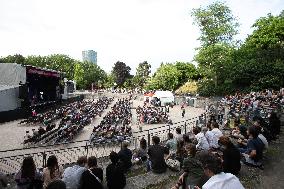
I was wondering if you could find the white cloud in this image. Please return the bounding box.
[0,0,283,74]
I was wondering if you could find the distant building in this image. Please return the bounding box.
[82,50,97,64]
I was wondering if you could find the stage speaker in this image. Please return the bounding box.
[19,84,28,99]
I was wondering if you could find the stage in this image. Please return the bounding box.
[0,63,63,122]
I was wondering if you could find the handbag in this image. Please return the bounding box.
[166,159,180,172]
[88,169,102,184]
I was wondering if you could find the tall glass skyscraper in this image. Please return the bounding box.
[82,50,97,64]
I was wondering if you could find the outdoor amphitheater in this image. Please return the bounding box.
[0,93,205,176]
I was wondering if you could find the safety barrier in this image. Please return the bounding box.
[0,115,202,175]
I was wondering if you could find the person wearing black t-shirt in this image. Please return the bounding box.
[147,136,168,173]
[218,136,241,175]
[118,141,133,173]
[106,151,126,189]
[242,126,264,167]
[78,156,103,189]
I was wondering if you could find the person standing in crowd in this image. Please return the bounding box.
[118,141,133,172]
[147,136,168,173]
[78,156,103,189]
[43,155,63,189]
[15,156,43,189]
[196,153,244,189]
[62,156,87,189]
[218,136,241,175]
[0,172,8,189]
[106,152,126,189]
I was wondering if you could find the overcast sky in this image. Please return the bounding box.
[0,0,283,73]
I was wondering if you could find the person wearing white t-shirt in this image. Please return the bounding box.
[195,153,244,189]
[211,122,223,148]
[193,127,209,151]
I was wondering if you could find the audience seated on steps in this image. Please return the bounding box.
[198,153,244,189]
[172,152,245,189]
[147,136,168,173]
[106,151,126,189]
[193,127,210,151]
[165,132,177,154]
[241,126,265,167]
[172,145,208,189]
[15,156,43,189]
[62,156,87,189]
[133,137,148,163]
[43,155,63,189]
[218,136,241,175]
[78,156,103,189]
[210,122,223,149]
[176,128,183,142]
[118,141,133,173]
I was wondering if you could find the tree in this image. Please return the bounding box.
[146,63,181,91]
[133,61,151,88]
[0,54,25,64]
[191,1,239,46]
[45,54,76,80]
[229,11,284,91]
[111,61,131,87]
[191,1,239,95]
[175,62,200,84]
[74,61,107,89]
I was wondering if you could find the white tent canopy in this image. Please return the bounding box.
[152,90,174,106]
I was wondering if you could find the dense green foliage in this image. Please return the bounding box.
[132,61,151,88]
[192,2,284,96]
[111,61,132,87]
[191,1,239,46]
[145,62,199,91]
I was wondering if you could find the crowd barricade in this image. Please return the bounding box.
[0,115,201,175]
